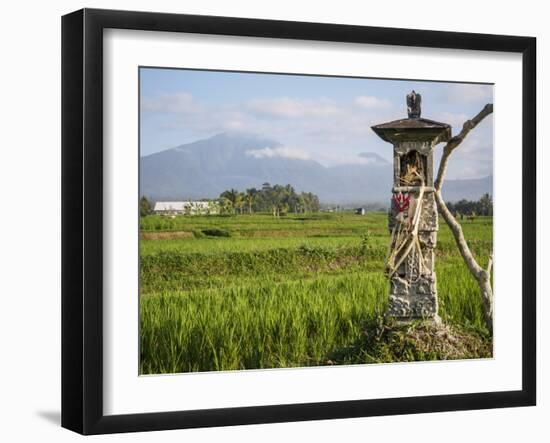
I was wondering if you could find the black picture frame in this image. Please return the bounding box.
[62,8,536,435]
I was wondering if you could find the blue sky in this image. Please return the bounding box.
[140,68,493,179]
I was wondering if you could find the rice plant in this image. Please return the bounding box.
[139,212,493,374]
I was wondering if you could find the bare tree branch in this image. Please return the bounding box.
[434,103,493,192]
[433,103,494,333]
[486,254,493,275]
[434,191,494,332]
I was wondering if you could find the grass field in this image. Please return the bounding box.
[139,212,493,374]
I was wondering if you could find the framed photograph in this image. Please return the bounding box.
[62,8,536,435]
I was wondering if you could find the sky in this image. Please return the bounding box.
[140,68,494,180]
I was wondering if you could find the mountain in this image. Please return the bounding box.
[324,158,390,204]
[357,152,391,165]
[140,133,492,205]
[140,133,337,200]
[442,175,493,203]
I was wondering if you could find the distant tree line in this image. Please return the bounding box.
[219,183,320,216]
[139,183,321,217]
[445,193,493,217]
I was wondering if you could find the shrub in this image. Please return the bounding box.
[201,228,231,238]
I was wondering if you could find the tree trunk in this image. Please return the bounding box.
[434,103,494,334]
[435,190,493,333]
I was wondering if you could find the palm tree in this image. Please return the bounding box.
[218,197,234,215]
[139,196,152,217]
[235,192,246,215]
[220,189,239,214]
[245,188,258,214]
[479,193,493,216]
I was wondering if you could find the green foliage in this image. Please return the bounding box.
[201,228,231,238]
[324,317,491,365]
[139,212,493,374]
[360,229,373,257]
[446,193,493,216]
[139,196,152,217]
[218,183,320,216]
[217,197,234,215]
[140,273,388,373]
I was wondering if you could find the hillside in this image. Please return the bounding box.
[140,132,492,204]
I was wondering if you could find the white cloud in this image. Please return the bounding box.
[443,84,493,104]
[354,95,392,109]
[433,111,469,130]
[220,111,247,131]
[141,87,493,179]
[247,97,341,119]
[246,146,311,161]
[432,114,493,180]
[141,92,197,113]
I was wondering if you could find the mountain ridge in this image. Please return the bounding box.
[140,133,492,205]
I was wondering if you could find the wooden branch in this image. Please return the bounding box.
[433,103,494,333]
[435,190,493,332]
[434,103,493,191]
[486,253,493,275]
[434,190,483,277]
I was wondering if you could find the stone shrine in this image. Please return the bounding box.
[371,91,451,321]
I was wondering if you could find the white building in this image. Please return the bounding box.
[153,201,218,215]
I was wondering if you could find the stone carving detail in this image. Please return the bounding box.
[388,295,412,317]
[419,194,438,231]
[412,276,436,295]
[395,141,432,156]
[406,248,421,281]
[419,231,437,249]
[391,276,409,295]
[407,90,422,118]
[413,295,437,317]
[419,249,434,274]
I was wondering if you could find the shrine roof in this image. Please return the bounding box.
[371,117,451,144]
[372,117,450,130]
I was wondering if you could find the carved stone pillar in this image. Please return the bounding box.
[372,92,451,321]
